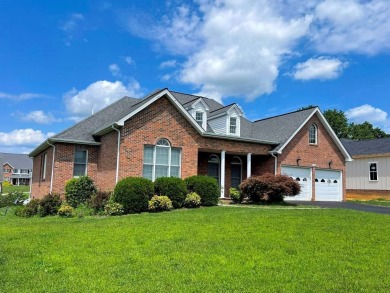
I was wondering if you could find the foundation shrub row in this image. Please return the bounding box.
[16,175,219,217]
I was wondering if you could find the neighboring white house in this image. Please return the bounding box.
[341,138,390,198]
[1,153,33,186]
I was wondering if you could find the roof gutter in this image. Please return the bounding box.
[46,141,56,194]
[112,124,121,183]
[202,133,278,145]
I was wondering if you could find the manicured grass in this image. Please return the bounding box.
[1,206,390,292]
[2,185,30,194]
[348,199,390,207]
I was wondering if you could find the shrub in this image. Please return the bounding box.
[185,175,219,206]
[183,192,201,208]
[0,191,27,208]
[65,176,97,208]
[148,195,173,212]
[112,177,153,214]
[74,203,94,218]
[229,188,241,204]
[239,174,301,203]
[2,181,12,187]
[39,193,62,216]
[88,191,111,214]
[58,205,75,218]
[104,201,124,216]
[154,177,187,209]
[16,199,41,217]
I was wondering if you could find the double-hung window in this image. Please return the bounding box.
[143,138,181,181]
[195,111,203,127]
[369,162,378,181]
[229,117,237,134]
[73,149,87,177]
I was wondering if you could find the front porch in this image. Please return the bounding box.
[197,150,275,198]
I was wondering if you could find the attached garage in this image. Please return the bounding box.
[281,166,312,201]
[315,169,342,201]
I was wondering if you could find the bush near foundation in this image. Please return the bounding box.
[39,193,62,216]
[239,174,301,203]
[16,199,41,217]
[58,205,75,218]
[183,192,201,208]
[112,177,154,214]
[88,191,111,214]
[65,176,97,208]
[185,175,219,206]
[148,195,173,212]
[154,177,187,208]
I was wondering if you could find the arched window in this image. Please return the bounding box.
[309,123,317,144]
[142,138,181,181]
[207,154,220,185]
[230,156,242,189]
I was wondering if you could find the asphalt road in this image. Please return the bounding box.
[285,201,390,215]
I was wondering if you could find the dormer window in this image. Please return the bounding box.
[195,111,204,127]
[309,123,317,144]
[229,117,237,134]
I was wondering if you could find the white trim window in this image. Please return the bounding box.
[41,153,47,180]
[73,149,88,177]
[309,123,317,144]
[369,162,378,181]
[143,138,181,181]
[195,111,204,127]
[229,117,237,134]
[207,154,220,185]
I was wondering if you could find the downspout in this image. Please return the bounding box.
[29,156,33,199]
[270,153,278,175]
[47,141,56,194]
[112,125,121,183]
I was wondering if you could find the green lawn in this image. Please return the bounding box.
[2,185,30,194]
[1,206,389,292]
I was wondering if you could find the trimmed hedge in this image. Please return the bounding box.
[185,175,219,206]
[39,193,62,216]
[183,192,201,208]
[154,177,187,208]
[65,176,97,208]
[112,177,154,214]
[239,174,301,203]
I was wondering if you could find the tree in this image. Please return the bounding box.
[323,109,349,138]
[348,122,389,140]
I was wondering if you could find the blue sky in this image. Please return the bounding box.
[1,0,389,153]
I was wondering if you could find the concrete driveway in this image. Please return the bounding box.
[285,201,390,215]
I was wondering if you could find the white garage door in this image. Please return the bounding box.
[281,166,312,201]
[315,170,342,201]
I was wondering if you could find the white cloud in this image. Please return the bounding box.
[64,80,143,116]
[60,13,85,46]
[292,57,348,80]
[0,92,47,101]
[160,60,177,69]
[312,0,390,54]
[346,104,388,124]
[124,56,136,66]
[0,129,55,146]
[20,111,60,124]
[179,1,312,100]
[109,63,121,77]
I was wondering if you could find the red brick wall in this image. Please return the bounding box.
[31,143,99,198]
[97,131,118,191]
[278,115,346,201]
[3,163,13,181]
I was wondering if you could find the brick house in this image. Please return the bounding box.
[1,153,33,185]
[29,89,351,201]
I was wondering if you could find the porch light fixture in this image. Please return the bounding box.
[296,157,301,166]
[328,160,333,168]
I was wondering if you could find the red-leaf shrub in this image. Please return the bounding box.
[239,174,301,203]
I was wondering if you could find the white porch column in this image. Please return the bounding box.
[247,153,252,178]
[220,150,226,198]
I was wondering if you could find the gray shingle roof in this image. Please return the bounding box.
[208,103,236,118]
[250,107,317,152]
[53,96,140,142]
[1,153,32,169]
[341,138,390,156]
[171,91,223,113]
